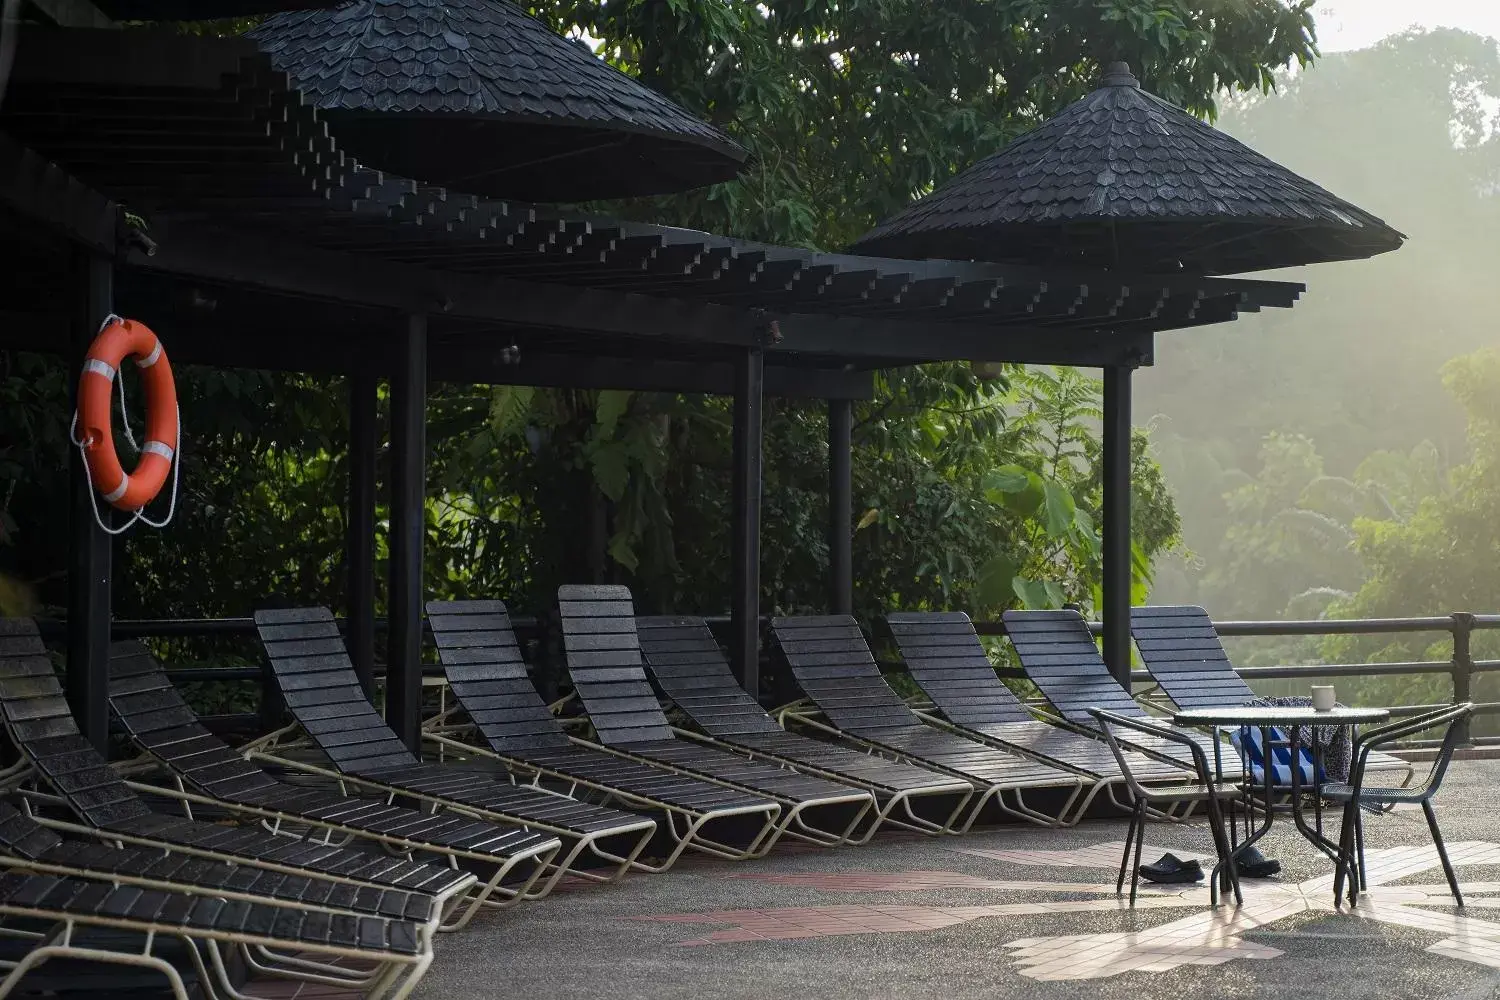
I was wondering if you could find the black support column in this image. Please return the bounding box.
[347,372,378,699]
[386,315,427,751]
[730,346,765,696]
[1101,364,1133,687]
[66,248,113,752]
[827,398,853,615]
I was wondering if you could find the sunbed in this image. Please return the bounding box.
[1129,605,1414,785]
[0,619,474,929]
[249,607,657,898]
[107,640,560,927]
[882,611,1195,818]
[769,615,1083,828]
[424,599,783,868]
[636,614,975,838]
[555,586,876,850]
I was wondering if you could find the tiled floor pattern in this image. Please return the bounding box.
[628,840,1500,981]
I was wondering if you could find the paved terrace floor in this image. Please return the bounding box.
[289,759,1500,1000]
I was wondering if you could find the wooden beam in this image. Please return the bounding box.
[0,134,117,255]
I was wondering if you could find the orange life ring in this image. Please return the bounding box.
[76,318,177,512]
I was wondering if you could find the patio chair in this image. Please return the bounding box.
[0,619,476,928]
[636,615,975,839]
[1002,609,1222,770]
[555,586,877,851]
[0,867,429,1000]
[106,640,562,928]
[1329,702,1472,906]
[769,615,1084,829]
[1089,708,1242,908]
[882,611,1196,818]
[1130,605,1415,786]
[250,607,657,899]
[423,600,783,869]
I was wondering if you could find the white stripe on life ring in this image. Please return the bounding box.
[135,342,163,368]
[142,440,174,461]
[103,476,130,503]
[84,359,116,381]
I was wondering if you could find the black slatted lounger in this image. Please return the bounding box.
[0,619,474,930]
[636,615,976,839]
[884,611,1196,820]
[1001,608,1221,768]
[556,586,876,851]
[1129,605,1414,785]
[107,641,562,929]
[0,868,429,1000]
[424,600,783,869]
[252,607,657,898]
[769,615,1083,829]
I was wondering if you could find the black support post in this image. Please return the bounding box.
[828,397,853,615]
[347,372,378,699]
[386,314,427,751]
[730,346,765,697]
[1101,364,1133,687]
[66,248,113,752]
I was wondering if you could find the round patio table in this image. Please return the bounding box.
[1171,704,1389,904]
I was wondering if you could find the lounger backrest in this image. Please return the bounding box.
[883,611,1033,726]
[254,607,419,772]
[425,600,571,752]
[1129,605,1254,709]
[0,618,153,827]
[1001,609,1145,726]
[556,585,675,746]
[769,615,918,734]
[0,800,64,860]
[636,616,782,737]
[108,641,279,795]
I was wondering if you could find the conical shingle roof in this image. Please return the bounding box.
[851,63,1404,274]
[250,0,747,201]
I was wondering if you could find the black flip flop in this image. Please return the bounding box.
[1138,853,1204,884]
[1233,845,1282,878]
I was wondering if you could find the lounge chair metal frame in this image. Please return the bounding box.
[0,872,430,1000]
[769,615,1084,830]
[246,607,658,900]
[555,586,878,852]
[882,611,1201,824]
[105,640,561,930]
[636,615,976,840]
[422,599,785,871]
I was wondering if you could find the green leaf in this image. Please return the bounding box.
[590,442,631,502]
[607,529,639,572]
[594,390,633,441]
[982,464,1030,494]
[487,386,535,440]
[855,507,880,531]
[1012,576,1060,610]
[1041,480,1076,538]
[975,552,1019,609]
[999,472,1045,516]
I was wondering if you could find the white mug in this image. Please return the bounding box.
[1311,685,1336,712]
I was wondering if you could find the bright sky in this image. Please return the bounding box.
[1316,0,1500,51]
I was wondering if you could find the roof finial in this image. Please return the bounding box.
[1100,61,1139,88]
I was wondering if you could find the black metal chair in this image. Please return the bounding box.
[1328,703,1472,907]
[1089,708,1243,908]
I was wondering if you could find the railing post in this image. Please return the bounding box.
[1451,611,1475,745]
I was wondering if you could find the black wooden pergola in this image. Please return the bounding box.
[1,17,1306,753]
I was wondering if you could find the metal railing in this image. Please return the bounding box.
[46,610,1500,747]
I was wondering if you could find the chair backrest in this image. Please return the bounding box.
[555,585,675,747]
[425,599,571,753]
[254,607,419,773]
[1129,605,1254,709]
[883,611,1033,726]
[108,641,278,795]
[0,798,64,860]
[1001,609,1144,726]
[769,615,918,735]
[636,616,781,738]
[0,618,153,828]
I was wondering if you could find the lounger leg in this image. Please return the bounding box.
[1423,799,1463,906]
[440,841,560,930]
[1118,798,1141,895]
[1129,800,1147,908]
[0,924,192,1000]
